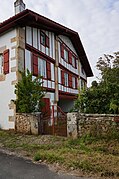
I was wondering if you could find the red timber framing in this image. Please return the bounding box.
[60,39,78,69]
[32,51,52,81]
[3,49,9,75]
[0,9,93,77]
[26,44,55,64]
[60,65,78,89]
[59,91,77,99]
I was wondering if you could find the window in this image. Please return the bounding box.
[0,54,3,74]
[64,72,68,87]
[41,32,46,46]
[81,79,85,89]
[40,31,49,48]
[0,49,9,75]
[38,58,46,78]
[81,65,84,74]
[72,56,75,68]
[72,77,76,88]
[64,48,68,62]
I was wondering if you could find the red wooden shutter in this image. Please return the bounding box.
[75,59,77,69]
[61,44,64,58]
[3,49,9,74]
[47,61,51,80]
[61,70,64,85]
[32,53,38,76]
[69,51,72,64]
[68,74,72,88]
[75,77,77,89]
[46,36,49,48]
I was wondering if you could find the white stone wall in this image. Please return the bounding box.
[0,29,17,129]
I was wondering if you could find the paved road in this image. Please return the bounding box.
[0,152,90,179]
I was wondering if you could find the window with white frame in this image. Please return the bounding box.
[81,79,85,89]
[0,54,3,74]
[72,56,75,67]
[72,76,76,88]
[38,58,46,78]
[64,48,68,62]
[64,72,68,86]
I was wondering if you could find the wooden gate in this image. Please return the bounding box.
[39,105,67,137]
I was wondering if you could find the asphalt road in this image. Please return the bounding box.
[0,151,90,179]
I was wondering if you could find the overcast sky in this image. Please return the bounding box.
[1,0,119,86]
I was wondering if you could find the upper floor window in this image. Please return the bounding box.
[61,70,68,87]
[41,32,46,46]
[64,72,68,87]
[81,79,85,89]
[72,56,75,68]
[61,44,68,62]
[81,65,84,74]
[40,31,49,48]
[38,58,46,78]
[64,48,68,62]
[72,76,76,89]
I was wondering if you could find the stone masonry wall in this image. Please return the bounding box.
[15,113,40,135]
[67,113,119,138]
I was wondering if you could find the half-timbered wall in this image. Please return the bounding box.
[26,26,55,59]
[0,29,17,129]
[25,49,55,90]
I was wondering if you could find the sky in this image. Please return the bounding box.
[0,0,119,86]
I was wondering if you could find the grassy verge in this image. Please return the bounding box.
[0,130,119,177]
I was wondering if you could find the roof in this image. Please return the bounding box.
[0,9,93,77]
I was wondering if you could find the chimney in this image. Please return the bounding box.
[14,0,26,15]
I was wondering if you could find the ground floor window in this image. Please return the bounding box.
[0,54,3,74]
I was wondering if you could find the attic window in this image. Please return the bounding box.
[40,31,49,48]
[41,31,46,46]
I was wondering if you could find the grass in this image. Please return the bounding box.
[0,130,119,177]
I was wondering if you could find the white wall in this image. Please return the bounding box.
[0,29,17,129]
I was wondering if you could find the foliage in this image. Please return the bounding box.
[14,69,45,113]
[74,52,119,114]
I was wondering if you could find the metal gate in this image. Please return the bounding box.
[39,106,67,137]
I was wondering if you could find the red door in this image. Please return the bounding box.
[41,98,51,116]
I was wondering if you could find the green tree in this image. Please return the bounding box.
[74,52,119,114]
[14,69,45,113]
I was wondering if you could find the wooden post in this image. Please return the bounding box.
[52,105,55,135]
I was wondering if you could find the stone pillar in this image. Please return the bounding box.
[67,113,78,139]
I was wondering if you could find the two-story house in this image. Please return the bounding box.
[0,0,93,130]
